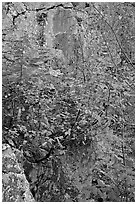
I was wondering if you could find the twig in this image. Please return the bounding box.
[91,3,134,69]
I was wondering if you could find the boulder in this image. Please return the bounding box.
[2,144,35,202]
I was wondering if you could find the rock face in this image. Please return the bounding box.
[2,144,35,202]
[52,6,80,63]
[53,7,74,34]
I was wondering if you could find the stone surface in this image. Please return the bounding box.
[53,7,74,34]
[2,144,35,202]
